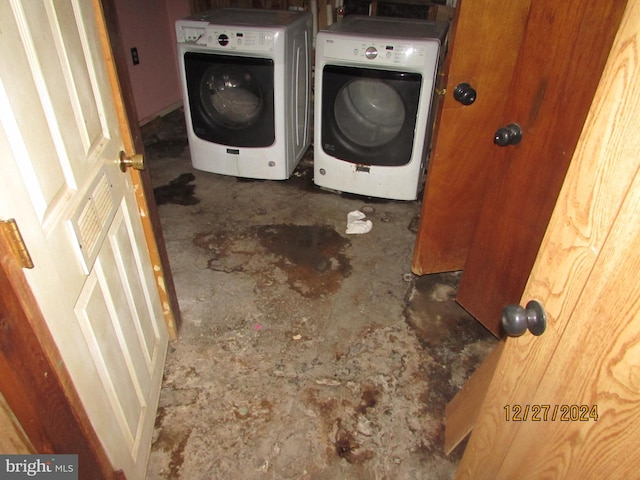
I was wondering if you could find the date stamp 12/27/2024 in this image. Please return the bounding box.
[504,404,599,422]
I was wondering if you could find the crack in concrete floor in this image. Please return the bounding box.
[142,109,496,479]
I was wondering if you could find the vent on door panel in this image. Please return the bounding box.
[68,169,118,274]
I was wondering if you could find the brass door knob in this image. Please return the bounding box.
[119,151,145,172]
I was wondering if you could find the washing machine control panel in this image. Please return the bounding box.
[176,21,276,53]
[321,37,439,68]
[364,46,378,59]
[205,27,275,52]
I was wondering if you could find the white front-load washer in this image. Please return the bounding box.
[314,16,448,200]
[176,8,312,180]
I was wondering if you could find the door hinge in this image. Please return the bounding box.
[0,219,34,269]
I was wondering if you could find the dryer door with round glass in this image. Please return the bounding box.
[321,65,422,166]
[184,52,275,148]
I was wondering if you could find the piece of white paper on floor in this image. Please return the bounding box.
[346,210,373,234]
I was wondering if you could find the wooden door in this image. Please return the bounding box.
[412,0,531,274]
[455,1,640,475]
[413,0,627,335]
[0,2,168,479]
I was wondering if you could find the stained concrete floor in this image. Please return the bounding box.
[142,108,496,479]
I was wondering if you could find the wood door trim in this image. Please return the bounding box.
[97,0,182,339]
[0,231,122,479]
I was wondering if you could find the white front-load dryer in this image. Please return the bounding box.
[176,8,312,180]
[314,16,448,200]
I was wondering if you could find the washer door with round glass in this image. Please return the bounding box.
[321,65,422,166]
[184,52,275,148]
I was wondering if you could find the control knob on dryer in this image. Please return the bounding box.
[365,46,378,59]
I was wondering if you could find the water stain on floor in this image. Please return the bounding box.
[404,272,495,444]
[256,224,352,297]
[192,223,352,298]
[153,173,199,205]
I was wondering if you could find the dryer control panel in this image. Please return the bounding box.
[320,37,439,69]
[176,20,276,53]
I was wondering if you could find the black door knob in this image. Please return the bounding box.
[453,82,477,105]
[494,123,523,146]
[501,300,547,337]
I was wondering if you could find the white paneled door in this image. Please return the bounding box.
[0,1,168,479]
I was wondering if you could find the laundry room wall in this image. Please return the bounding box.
[113,0,191,124]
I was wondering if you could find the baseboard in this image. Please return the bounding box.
[139,100,183,126]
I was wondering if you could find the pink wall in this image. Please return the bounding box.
[115,0,191,124]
